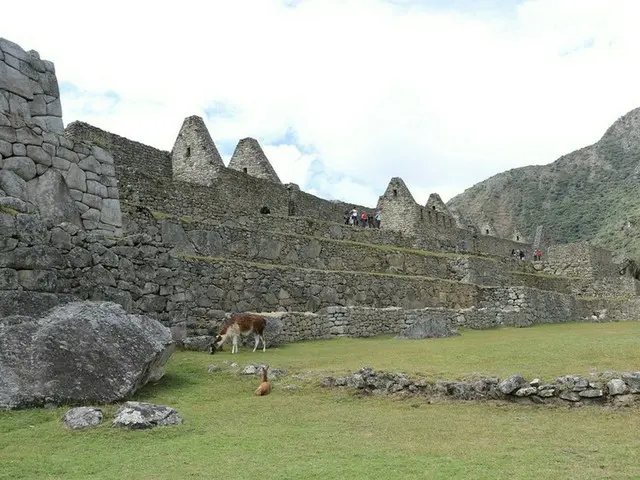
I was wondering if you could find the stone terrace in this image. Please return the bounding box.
[2,36,639,345]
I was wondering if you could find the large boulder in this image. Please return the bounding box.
[0,301,175,410]
[396,317,460,339]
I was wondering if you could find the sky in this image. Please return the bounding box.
[3,0,640,207]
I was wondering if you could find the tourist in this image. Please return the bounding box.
[360,212,368,227]
[536,249,542,261]
[351,208,358,227]
[375,211,381,228]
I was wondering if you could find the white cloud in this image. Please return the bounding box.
[3,0,640,205]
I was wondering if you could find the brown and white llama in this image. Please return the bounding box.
[210,313,267,354]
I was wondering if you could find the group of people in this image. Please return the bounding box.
[511,248,543,261]
[345,208,381,228]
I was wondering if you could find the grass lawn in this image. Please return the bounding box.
[1,322,640,480]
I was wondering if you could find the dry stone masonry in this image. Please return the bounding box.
[1,35,640,352]
[322,367,640,408]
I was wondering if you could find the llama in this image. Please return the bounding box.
[254,365,272,396]
[210,313,267,354]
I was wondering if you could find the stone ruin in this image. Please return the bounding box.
[2,35,640,353]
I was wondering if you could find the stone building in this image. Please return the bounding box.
[171,115,224,186]
[228,137,281,184]
[1,36,639,347]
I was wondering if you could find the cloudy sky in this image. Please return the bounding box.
[3,0,640,207]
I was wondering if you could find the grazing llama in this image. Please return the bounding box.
[210,313,267,354]
[254,365,272,396]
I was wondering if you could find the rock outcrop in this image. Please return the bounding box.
[0,301,175,410]
[62,406,104,430]
[112,401,182,429]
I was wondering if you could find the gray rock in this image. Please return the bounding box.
[16,127,42,146]
[498,374,527,394]
[0,290,75,318]
[621,372,640,393]
[0,139,11,157]
[17,269,57,291]
[161,221,194,254]
[3,156,36,181]
[112,401,182,429]
[15,214,49,245]
[64,164,86,192]
[207,364,219,373]
[30,169,83,229]
[26,145,51,166]
[579,389,603,398]
[0,301,175,409]
[397,317,460,339]
[63,406,103,430]
[0,170,28,202]
[537,386,556,397]
[49,227,72,250]
[559,391,581,402]
[57,147,79,164]
[242,365,258,375]
[187,230,223,257]
[0,60,33,99]
[100,199,122,228]
[514,386,537,397]
[0,125,17,143]
[182,335,214,352]
[607,379,629,396]
[0,268,18,290]
[86,180,107,198]
[78,156,101,174]
[0,196,30,213]
[13,143,26,156]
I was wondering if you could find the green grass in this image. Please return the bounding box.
[3,322,640,480]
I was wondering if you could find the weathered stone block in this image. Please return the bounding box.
[3,156,36,181]
[0,139,11,157]
[17,269,57,291]
[78,156,101,174]
[100,198,122,227]
[30,169,83,229]
[52,156,71,170]
[16,127,42,146]
[0,169,27,201]
[607,379,629,396]
[81,192,102,210]
[15,213,49,245]
[0,268,18,289]
[86,180,107,198]
[64,164,86,192]
[0,61,34,99]
[26,144,52,166]
[0,125,17,143]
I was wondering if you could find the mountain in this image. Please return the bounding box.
[446,106,640,260]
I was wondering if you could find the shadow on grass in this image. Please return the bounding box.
[131,372,196,400]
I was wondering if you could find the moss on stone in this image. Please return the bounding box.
[0,205,20,216]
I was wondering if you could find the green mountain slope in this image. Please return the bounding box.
[446,106,640,260]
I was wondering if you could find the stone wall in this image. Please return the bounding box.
[0,213,480,335]
[324,367,640,408]
[0,38,63,133]
[64,121,373,224]
[542,242,618,279]
[1,40,122,236]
